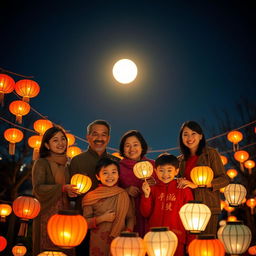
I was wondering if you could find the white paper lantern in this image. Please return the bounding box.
[224,183,247,207]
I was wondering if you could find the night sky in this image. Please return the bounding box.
[1,1,255,158]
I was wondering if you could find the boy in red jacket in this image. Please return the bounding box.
[140,153,194,256]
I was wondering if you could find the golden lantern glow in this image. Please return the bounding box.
[0,204,12,222]
[9,100,30,124]
[112,152,124,160]
[220,155,228,165]
[227,215,237,222]
[15,79,40,102]
[28,135,42,160]
[111,232,146,256]
[244,160,255,175]
[246,198,256,215]
[13,195,40,236]
[4,128,24,155]
[47,210,87,249]
[219,186,226,193]
[227,130,243,151]
[12,243,27,256]
[0,74,15,105]
[33,119,53,135]
[234,150,249,172]
[133,161,153,180]
[0,236,7,252]
[67,146,82,158]
[144,227,178,256]
[179,201,211,233]
[224,183,247,207]
[188,235,225,256]
[37,251,67,256]
[66,133,75,146]
[71,174,92,194]
[248,245,256,255]
[220,200,228,210]
[217,221,252,255]
[190,166,214,188]
[226,169,238,180]
[224,205,235,213]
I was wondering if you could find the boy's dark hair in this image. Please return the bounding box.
[155,153,179,169]
[95,157,120,176]
[87,120,111,135]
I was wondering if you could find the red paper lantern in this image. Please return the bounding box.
[227,130,243,151]
[4,128,24,155]
[248,245,256,255]
[244,160,255,175]
[0,74,15,105]
[226,169,238,180]
[246,198,256,215]
[15,79,40,102]
[0,204,12,222]
[9,100,30,124]
[220,155,228,165]
[12,243,27,256]
[28,135,42,160]
[66,133,75,146]
[33,119,53,135]
[67,146,82,158]
[0,236,7,252]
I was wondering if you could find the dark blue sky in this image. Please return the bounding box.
[1,1,255,158]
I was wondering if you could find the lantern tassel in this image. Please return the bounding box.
[248,168,252,175]
[18,221,28,237]
[9,143,15,155]
[0,216,6,222]
[16,115,22,124]
[22,96,30,103]
[240,163,244,172]
[251,207,255,215]
[32,149,39,161]
[0,93,4,106]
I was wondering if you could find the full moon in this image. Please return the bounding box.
[112,59,138,84]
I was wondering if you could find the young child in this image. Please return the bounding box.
[82,157,135,256]
[140,153,194,256]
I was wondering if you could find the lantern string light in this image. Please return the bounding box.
[0,67,34,78]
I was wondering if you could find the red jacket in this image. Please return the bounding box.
[140,179,193,244]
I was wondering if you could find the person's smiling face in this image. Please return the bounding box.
[123,136,142,161]
[96,164,119,187]
[182,126,202,153]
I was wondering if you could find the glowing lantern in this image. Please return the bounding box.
[246,198,256,215]
[244,160,255,175]
[37,251,67,256]
[144,227,177,256]
[9,100,30,124]
[4,128,24,155]
[28,135,42,160]
[227,130,243,151]
[188,235,225,256]
[0,74,15,105]
[12,243,27,256]
[224,183,247,207]
[224,205,235,214]
[248,245,256,255]
[190,166,213,188]
[217,221,252,255]
[219,186,226,193]
[47,210,87,249]
[0,236,7,252]
[226,169,238,180]
[66,133,75,146]
[111,232,146,256]
[71,174,92,194]
[15,79,40,102]
[112,152,124,160]
[234,150,249,171]
[220,155,228,165]
[133,161,153,180]
[33,119,53,135]
[0,204,12,222]
[179,201,211,233]
[13,195,40,236]
[220,200,228,210]
[227,215,237,222]
[67,146,82,158]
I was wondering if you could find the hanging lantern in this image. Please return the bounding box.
[179,201,211,234]
[4,128,24,155]
[224,205,235,214]
[224,183,247,207]
[0,204,12,222]
[188,234,225,256]
[226,169,238,180]
[190,166,214,188]
[9,100,30,124]
[33,119,53,135]
[0,74,15,105]
[13,195,40,236]
[220,155,228,165]
[12,243,27,256]
[227,130,243,151]
[0,236,7,252]
[112,152,124,160]
[220,200,228,210]
[111,232,146,256]
[15,79,40,102]
[219,186,226,193]
[67,146,82,158]
[246,198,256,215]
[66,133,75,146]
[227,215,237,222]
[144,227,177,256]
[28,135,42,160]
[217,221,252,255]
[244,160,255,175]
[234,150,249,171]
[70,174,92,194]
[37,251,67,256]
[248,245,256,255]
[47,210,87,249]
[133,161,153,180]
